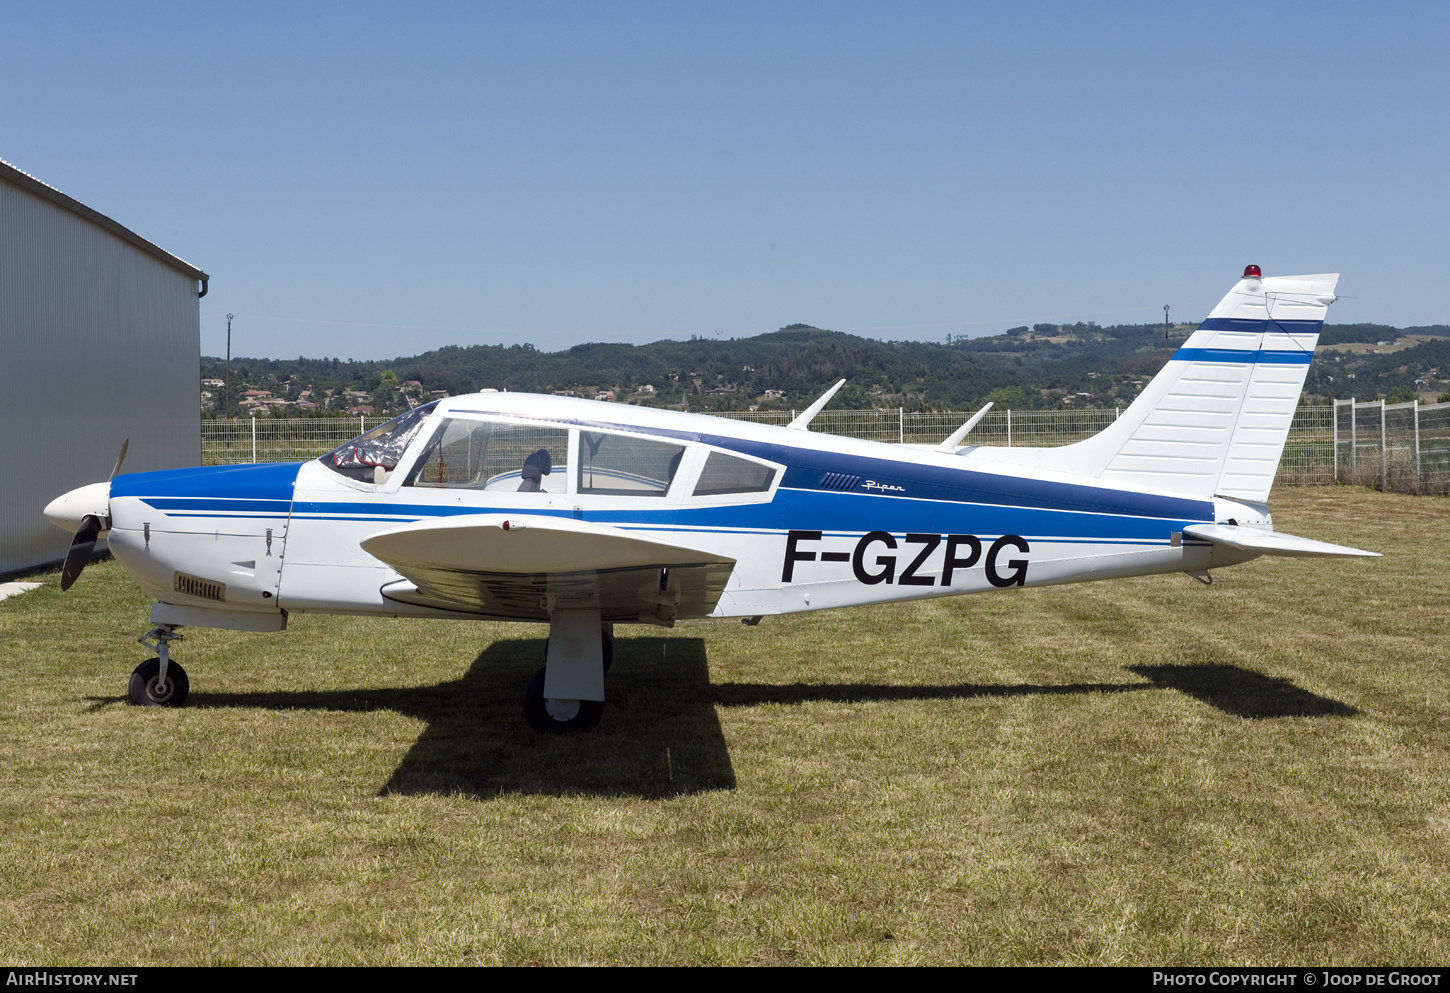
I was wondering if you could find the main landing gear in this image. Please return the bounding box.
[524,613,614,734]
[120,615,617,729]
[131,624,190,707]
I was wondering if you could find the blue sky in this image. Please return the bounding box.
[3,2,1447,359]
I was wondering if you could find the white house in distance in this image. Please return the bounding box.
[1,158,209,575]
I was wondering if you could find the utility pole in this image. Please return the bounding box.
[225,313,233,421]
[1163,304,1171,357]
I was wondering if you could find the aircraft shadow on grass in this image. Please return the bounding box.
[91,640,1357,799]
[1126,664,1359,720]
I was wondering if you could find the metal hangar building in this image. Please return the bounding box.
[1,158,209,575]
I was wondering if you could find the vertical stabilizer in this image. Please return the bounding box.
[966,269,1338,501]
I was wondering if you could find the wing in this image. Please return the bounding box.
[360,514,736,625]
[1182,524,1380,559]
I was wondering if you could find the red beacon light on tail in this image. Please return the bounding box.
[1243,264,1262,279]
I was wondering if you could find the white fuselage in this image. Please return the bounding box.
[102,393,1260,628]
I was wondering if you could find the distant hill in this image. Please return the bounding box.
[1317,323,1450,347]
[201,321,1450,419]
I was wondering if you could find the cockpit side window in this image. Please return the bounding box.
[578,431,685,497]
[406,418,569,492]
[320,401,438,484]
[692,450,777,496]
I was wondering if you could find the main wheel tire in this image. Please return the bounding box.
[128,657,190,707]
[523,667,603,733]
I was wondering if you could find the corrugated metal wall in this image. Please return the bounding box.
[0,179,201,574]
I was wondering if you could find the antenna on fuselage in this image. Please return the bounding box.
[934,402,994,453]
[787,379,846,431]
[110,439,129,480]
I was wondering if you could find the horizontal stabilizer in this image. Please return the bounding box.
[1182,524,1380,559]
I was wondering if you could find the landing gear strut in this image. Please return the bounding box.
[524,614,612,734]
[523,668,603,732]
[131,625,189,707]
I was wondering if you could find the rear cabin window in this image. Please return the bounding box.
[406,419,569,492]
[578,432,684,497]
[692,451,777,496]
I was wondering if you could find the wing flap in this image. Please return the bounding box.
[1183,524,1380,559]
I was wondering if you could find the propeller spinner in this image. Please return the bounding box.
[47,439,128,591]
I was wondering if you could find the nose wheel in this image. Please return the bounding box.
[129,657,190,707]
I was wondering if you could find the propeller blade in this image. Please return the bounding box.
[59,514,103,591]
[110,439,129,481]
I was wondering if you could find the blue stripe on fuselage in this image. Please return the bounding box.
[289,486,1208,543]
[766,445,1208,520]
[142,498,293,514]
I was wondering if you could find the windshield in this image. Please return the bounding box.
[320,401,439,483]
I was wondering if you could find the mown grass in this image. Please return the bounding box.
[1,486,1447,965]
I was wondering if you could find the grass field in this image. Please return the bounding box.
[2,487,1448,965]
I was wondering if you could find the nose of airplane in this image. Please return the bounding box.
[44,481,111,533]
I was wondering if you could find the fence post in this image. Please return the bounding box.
[899,408,904,445]
[360,415,366,434]
[251,414,257,464]
[1350,398,1356,477]
[1007,409,1012,448]
[1332,401,1339,483]
[1415,399,1422,492]
[1381,400,1387,491]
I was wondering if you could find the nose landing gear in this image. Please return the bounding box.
[131,625,189,707]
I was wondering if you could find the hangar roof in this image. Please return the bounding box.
[0,157,209,287]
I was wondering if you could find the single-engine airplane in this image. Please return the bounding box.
[45,267,1376,732]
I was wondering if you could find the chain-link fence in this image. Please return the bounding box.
[1277,403,1336,487]
[716,407,1125,447]
[204,404,1444,492]
[202,416,388,465]
[1334,399,1450,495]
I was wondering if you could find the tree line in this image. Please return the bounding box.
[201,321,1450,419]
